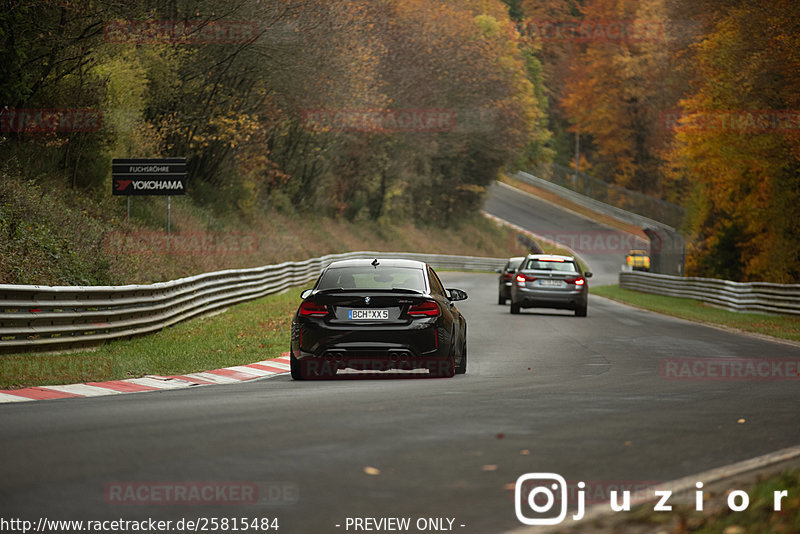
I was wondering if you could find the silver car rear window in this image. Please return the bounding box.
[524,259,578,272]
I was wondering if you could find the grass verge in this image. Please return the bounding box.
[0,287,302,389]
[592,285,800,342]
[677,470,800,534]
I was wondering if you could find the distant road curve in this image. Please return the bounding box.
[484,181,645,286]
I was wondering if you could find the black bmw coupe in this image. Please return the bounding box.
[290,258,468,379]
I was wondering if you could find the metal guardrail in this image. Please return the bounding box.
[513,171,686,276]
[619,271,800,316]
[0,252,506,354]
[514,170,668,230]
[530,162,685,229]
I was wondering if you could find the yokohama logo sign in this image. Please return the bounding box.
[112,158,187,196]
[115,180,185,193]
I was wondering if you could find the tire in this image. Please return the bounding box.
[498,293,506,305]
[431,333,457,378]
[510,302,521,314]
[428,357,455,378]
[575,302,587,317]
[455,337,467,375]
[441,357,456,378]
[292,357,337,379]
[290,353,305,380]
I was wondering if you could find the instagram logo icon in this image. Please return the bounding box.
[514,473,585,525]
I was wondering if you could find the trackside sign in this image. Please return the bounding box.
[112,158,187,196]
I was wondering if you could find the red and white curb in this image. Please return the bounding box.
[0,355,291,404]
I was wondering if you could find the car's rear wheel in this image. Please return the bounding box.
[428,357,455,378]
[292,357,337,379]
[290,353,304,380]
[442,357,456,378]
[431,334,457,378]
[455,338,467,375]
[575,302,587,317]
[510,301,521,314]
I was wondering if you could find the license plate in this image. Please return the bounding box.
[348,309,389,320]
[538,279,564,287]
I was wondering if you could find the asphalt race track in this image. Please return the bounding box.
[1,184,799,533]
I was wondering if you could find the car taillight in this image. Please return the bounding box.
[566,277,586,286]
[299,301,328,316]
[408,300,440,317]
[516,273,536,283]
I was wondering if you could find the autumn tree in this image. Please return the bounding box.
[0,0,553,227]
[666,0,800,282]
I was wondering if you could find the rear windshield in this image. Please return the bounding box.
[507,259,523,271]
[316,266,426,291]
[524,259,578,272]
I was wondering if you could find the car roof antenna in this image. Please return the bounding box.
[371,259,380,268]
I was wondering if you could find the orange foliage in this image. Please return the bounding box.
[668,0,800,281]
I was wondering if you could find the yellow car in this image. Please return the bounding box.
[626,250,650,271]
